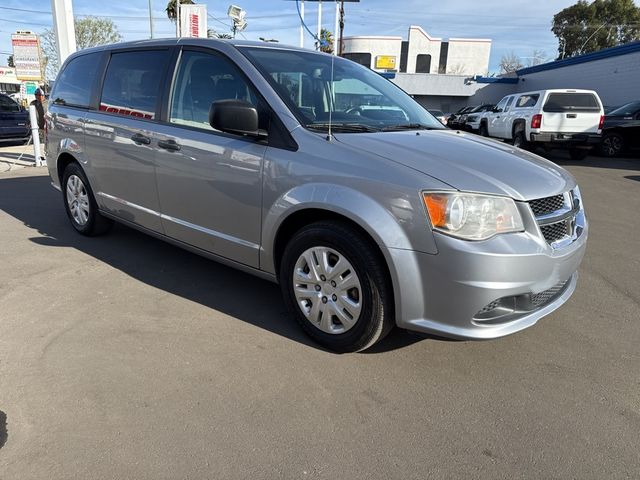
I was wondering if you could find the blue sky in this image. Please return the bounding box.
[1,0,638,75]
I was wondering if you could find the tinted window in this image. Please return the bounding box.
[169,50,259,129]
[53,53,102,108]
[100,50,170,120]
[416,54,432,73]
[543,93,600,112]
[608,101,640,116]
[516,94,539,108]
[0,94,20,112]
[342,53,372,68]
[504,97,515,112]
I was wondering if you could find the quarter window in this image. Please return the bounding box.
[169,50,258,130]
[516,94,540,108]
[52,53,102,108]
[100,50,170,120]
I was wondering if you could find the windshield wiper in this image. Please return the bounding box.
[306,123,380,133]
[381,123,439,131]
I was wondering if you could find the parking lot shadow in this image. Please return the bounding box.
[0,174,425,353]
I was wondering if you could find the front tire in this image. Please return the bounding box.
[479,123,488,137]
[62,163,112,236]
[279,221,394,353]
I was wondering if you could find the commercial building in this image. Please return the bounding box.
[342,25,491,76]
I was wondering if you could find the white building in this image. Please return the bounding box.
[342,26,491,76]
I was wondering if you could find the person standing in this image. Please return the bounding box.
[30,87,48,162]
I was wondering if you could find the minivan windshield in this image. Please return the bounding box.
[240,47,444,133]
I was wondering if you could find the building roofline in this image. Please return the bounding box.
[516,40,640,75]
[342,35,404,41]
[448,38,492,43]
[408,25,442,42]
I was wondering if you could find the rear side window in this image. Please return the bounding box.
[100,50,170,120]
[543,93,600,112]
[516,94,539,108]
[53,53,102,108]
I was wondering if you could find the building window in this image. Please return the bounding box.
[416,54,432,73]
[342,53,372,68]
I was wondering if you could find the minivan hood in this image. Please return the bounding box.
[335,129,575,200]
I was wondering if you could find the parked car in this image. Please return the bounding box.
[46,39,587,352]
[463,104,495,133]
[428,109,447,125]
[447,106,475,129]
[479,89,604,160]
[599,101,640,157]
[0,93,30,142]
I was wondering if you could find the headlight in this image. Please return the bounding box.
[422,192,524,240]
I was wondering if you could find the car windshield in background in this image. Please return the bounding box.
[608,101,640,116]
[543,93,600,112]
[240,47,444,133]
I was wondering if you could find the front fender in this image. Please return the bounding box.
[260,182,438,275]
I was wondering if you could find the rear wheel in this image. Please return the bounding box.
[62,163,112,236]
[512,130,527,149]
[600,133,624,158]
[569,148,589,161]
[279,221,394,353]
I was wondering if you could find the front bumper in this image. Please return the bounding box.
[388,215,588,340]
[530,132,600,146]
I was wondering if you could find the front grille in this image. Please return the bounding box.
[529,194,565,217]
[531,279,569,307]
[540,220,570,244]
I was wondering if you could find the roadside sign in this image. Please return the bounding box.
[180,4,208,38]
[25,82,37,95]
[11,33,43,81]
[375,55,397,70]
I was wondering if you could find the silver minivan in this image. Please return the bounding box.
[46,39,587,352]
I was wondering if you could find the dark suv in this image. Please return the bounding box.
[0,93,29,142]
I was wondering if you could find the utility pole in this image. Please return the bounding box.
[316,0,322,51]
[148,0,154,39]
[50,0,76,66]
[338,0,345,56]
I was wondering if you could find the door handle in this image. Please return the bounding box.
[157,139,181,151]
[131,133,151,145]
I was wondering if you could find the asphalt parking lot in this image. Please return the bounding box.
[0,152,639,479]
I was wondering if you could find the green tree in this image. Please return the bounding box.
[41,16,122,79]
[166,0,195,22]
[552,0,640,59]
[319,28,334,54]
[7,55,14,68]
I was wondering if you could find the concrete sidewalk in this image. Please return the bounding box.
[0,141,39,172]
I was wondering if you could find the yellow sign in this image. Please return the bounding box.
[375,56,397,70]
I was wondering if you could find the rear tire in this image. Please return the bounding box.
[569,148,589,161]
[279,221,394,353]
[62,162,113,236]
[599,133,624,158]
[512,130,527,149]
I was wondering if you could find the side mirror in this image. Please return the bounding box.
[209,99,264,137]
[493,107,501,113]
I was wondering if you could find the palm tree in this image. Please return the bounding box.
[319,29,334,54]
[166,0,195,22]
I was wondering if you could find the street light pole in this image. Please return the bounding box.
[148,0,154,39]
[50,0,76,66]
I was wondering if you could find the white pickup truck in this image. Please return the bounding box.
[479,89,604,160]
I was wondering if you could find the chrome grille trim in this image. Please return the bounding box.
[528,189,583,248]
